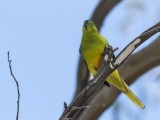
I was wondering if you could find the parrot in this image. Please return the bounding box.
[79,20,145,109]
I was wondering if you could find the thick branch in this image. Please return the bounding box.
[91,0,122,31]
[119,35,160,84]
[8,52,20,120]
[60,22,160,120]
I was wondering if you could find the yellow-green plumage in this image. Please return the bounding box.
[80,20,145,109]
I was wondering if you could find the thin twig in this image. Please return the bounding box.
[7,52,20,120]
[64,104,106,120]
[64,102,68,110]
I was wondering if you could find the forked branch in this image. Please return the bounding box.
[59,22,160,120]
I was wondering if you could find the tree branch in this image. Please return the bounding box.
[60,22,160,120]
[8,52,20,120]
[91,0,122,31]
[119,36,160,84]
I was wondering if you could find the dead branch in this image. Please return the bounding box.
[8,52,20,120]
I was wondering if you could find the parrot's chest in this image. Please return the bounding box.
[83,36,105,53]
[82,39,104,69]
[85,47,102,64]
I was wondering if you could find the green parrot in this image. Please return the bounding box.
[79,20,145,109]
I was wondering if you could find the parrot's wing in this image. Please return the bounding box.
[79,48,89,70]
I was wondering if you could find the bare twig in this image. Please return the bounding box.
[64,103,106,120]
[8,52,20,120]
[64,102,68,110]
[59,22,160,120]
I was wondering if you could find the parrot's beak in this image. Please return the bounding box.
[85,23,88,30]
[84,20,88,30]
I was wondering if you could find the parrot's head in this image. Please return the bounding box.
[83,20,98,33]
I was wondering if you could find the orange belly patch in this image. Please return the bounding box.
[95,55,102,69]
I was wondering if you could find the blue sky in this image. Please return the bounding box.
[0,0,160,120]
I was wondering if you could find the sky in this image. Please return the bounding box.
[0,0,160,120]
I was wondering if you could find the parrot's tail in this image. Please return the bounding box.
[106,69,145,108]
[122,81,145,109]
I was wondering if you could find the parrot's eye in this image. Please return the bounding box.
[91,22,94,25]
